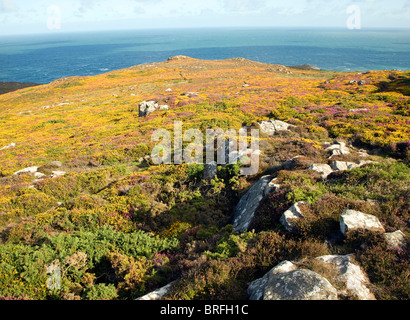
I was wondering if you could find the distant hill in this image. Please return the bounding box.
[0,82,41,95]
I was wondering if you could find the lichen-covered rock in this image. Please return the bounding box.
[249,267,338,300]
[280,201,305,232]
[330,161,359,171]
[308,163,333,179]
[340,210,385,235]
[383,230,407,250]
[326,142,351,158]
[316,254,376,300]
[232,175,276,232]
[258,120,295,136]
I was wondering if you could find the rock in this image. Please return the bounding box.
[383,230,407,250]
[1,143,16,150]
[308,163,333,179]
[316,254,376,300]
[258,120,295,136]
[48,161,63,167]
[136,281,176,300]
[248,261,297,300]
[242,84,250,87]
[138,101,169,117]
[165,88,172,92]
[340,210,385,235]
[13,166,39,176]
[34,172,46,179]
[358,80,366,85]
[51,171,66,178]
[249,267,338,300]
[349,108,368,112]
[325,142,351,158]
[167,55,190,61]
[330,161,359,171]
[280,202,305,232]
[349,80,357,85]
[232,175,276,232]
[139,101,158,117]
[203,161,217,181]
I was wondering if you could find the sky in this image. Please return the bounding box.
[1,0,410,35]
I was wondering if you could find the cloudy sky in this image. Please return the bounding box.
[1,0,410,35]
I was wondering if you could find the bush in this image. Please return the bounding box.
[83,283,118,300]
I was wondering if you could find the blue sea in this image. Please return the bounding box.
[0,28,409,84]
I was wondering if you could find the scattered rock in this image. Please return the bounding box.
[325,142,351,158]
[340,210,385,235]
[48,161,63,167]
[258,120,295,136]
[383,230,407,250]
[358,80,366,85]
[34,172,46,179]
[203,161,217,181]
[349,80,357,85]
[1,143,16,150]
[280,201,305,232]
[249,266,338,300]
[51,171,66,178]
[316,254,376,300]
[138,101,169,117]
[136,281,176,300]
[232,175,276,232]
[308,163,333,179]
[13,166,39,176]
[330,161,359,171]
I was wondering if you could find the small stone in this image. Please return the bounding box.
[280,202,305,232]
[383,230,407,250]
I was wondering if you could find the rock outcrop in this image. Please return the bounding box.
[326,142,350,158]
[340,210,385,235]
[248,254,376,300]
[258,120,295,136]
[316,254,375,300]
[1,143,16,150]
[280,201,305,232]
[138,101,169,117]
[232,175,278,232]
[383,230,407,250]
[308,163,333,179]
[248,261,338,300]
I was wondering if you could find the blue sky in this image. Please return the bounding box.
[1,0,410,35]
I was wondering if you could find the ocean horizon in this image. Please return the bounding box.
[1,27,410,84]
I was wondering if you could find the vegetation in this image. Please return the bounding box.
[0,57,408,300]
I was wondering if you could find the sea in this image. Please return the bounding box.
[0,27,409,84]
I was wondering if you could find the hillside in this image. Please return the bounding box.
[0,56,408,300]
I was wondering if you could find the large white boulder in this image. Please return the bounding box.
[340,210,385,235]
[308,163,333,179]
[258,120,295,136]
[316,254,376,300]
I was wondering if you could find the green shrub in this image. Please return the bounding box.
[83,283,118,300]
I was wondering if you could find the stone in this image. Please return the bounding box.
[248,261,297,300]
[280,202,305,232]
[203,161,217,181]
[34,172,46,179]
[136,281,176,300]
[258,120,294,136]
[383,230,407,250]
[165,88,172,92]
[138,101,158,117]
[48,161,63,167]
[13,166,39,176]
[249,268,338,300]
[1,143,16,150]
[316,254,376,300]
[349,80,357,84]
[232,175,276,232]
[330,161,359,171]
[51,171,66,178]
[340,210,385,235]
[308,163,333,179]
[358,80,366,85]
[325,142,351,158]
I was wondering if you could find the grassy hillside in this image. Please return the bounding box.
[0,56,408,300]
